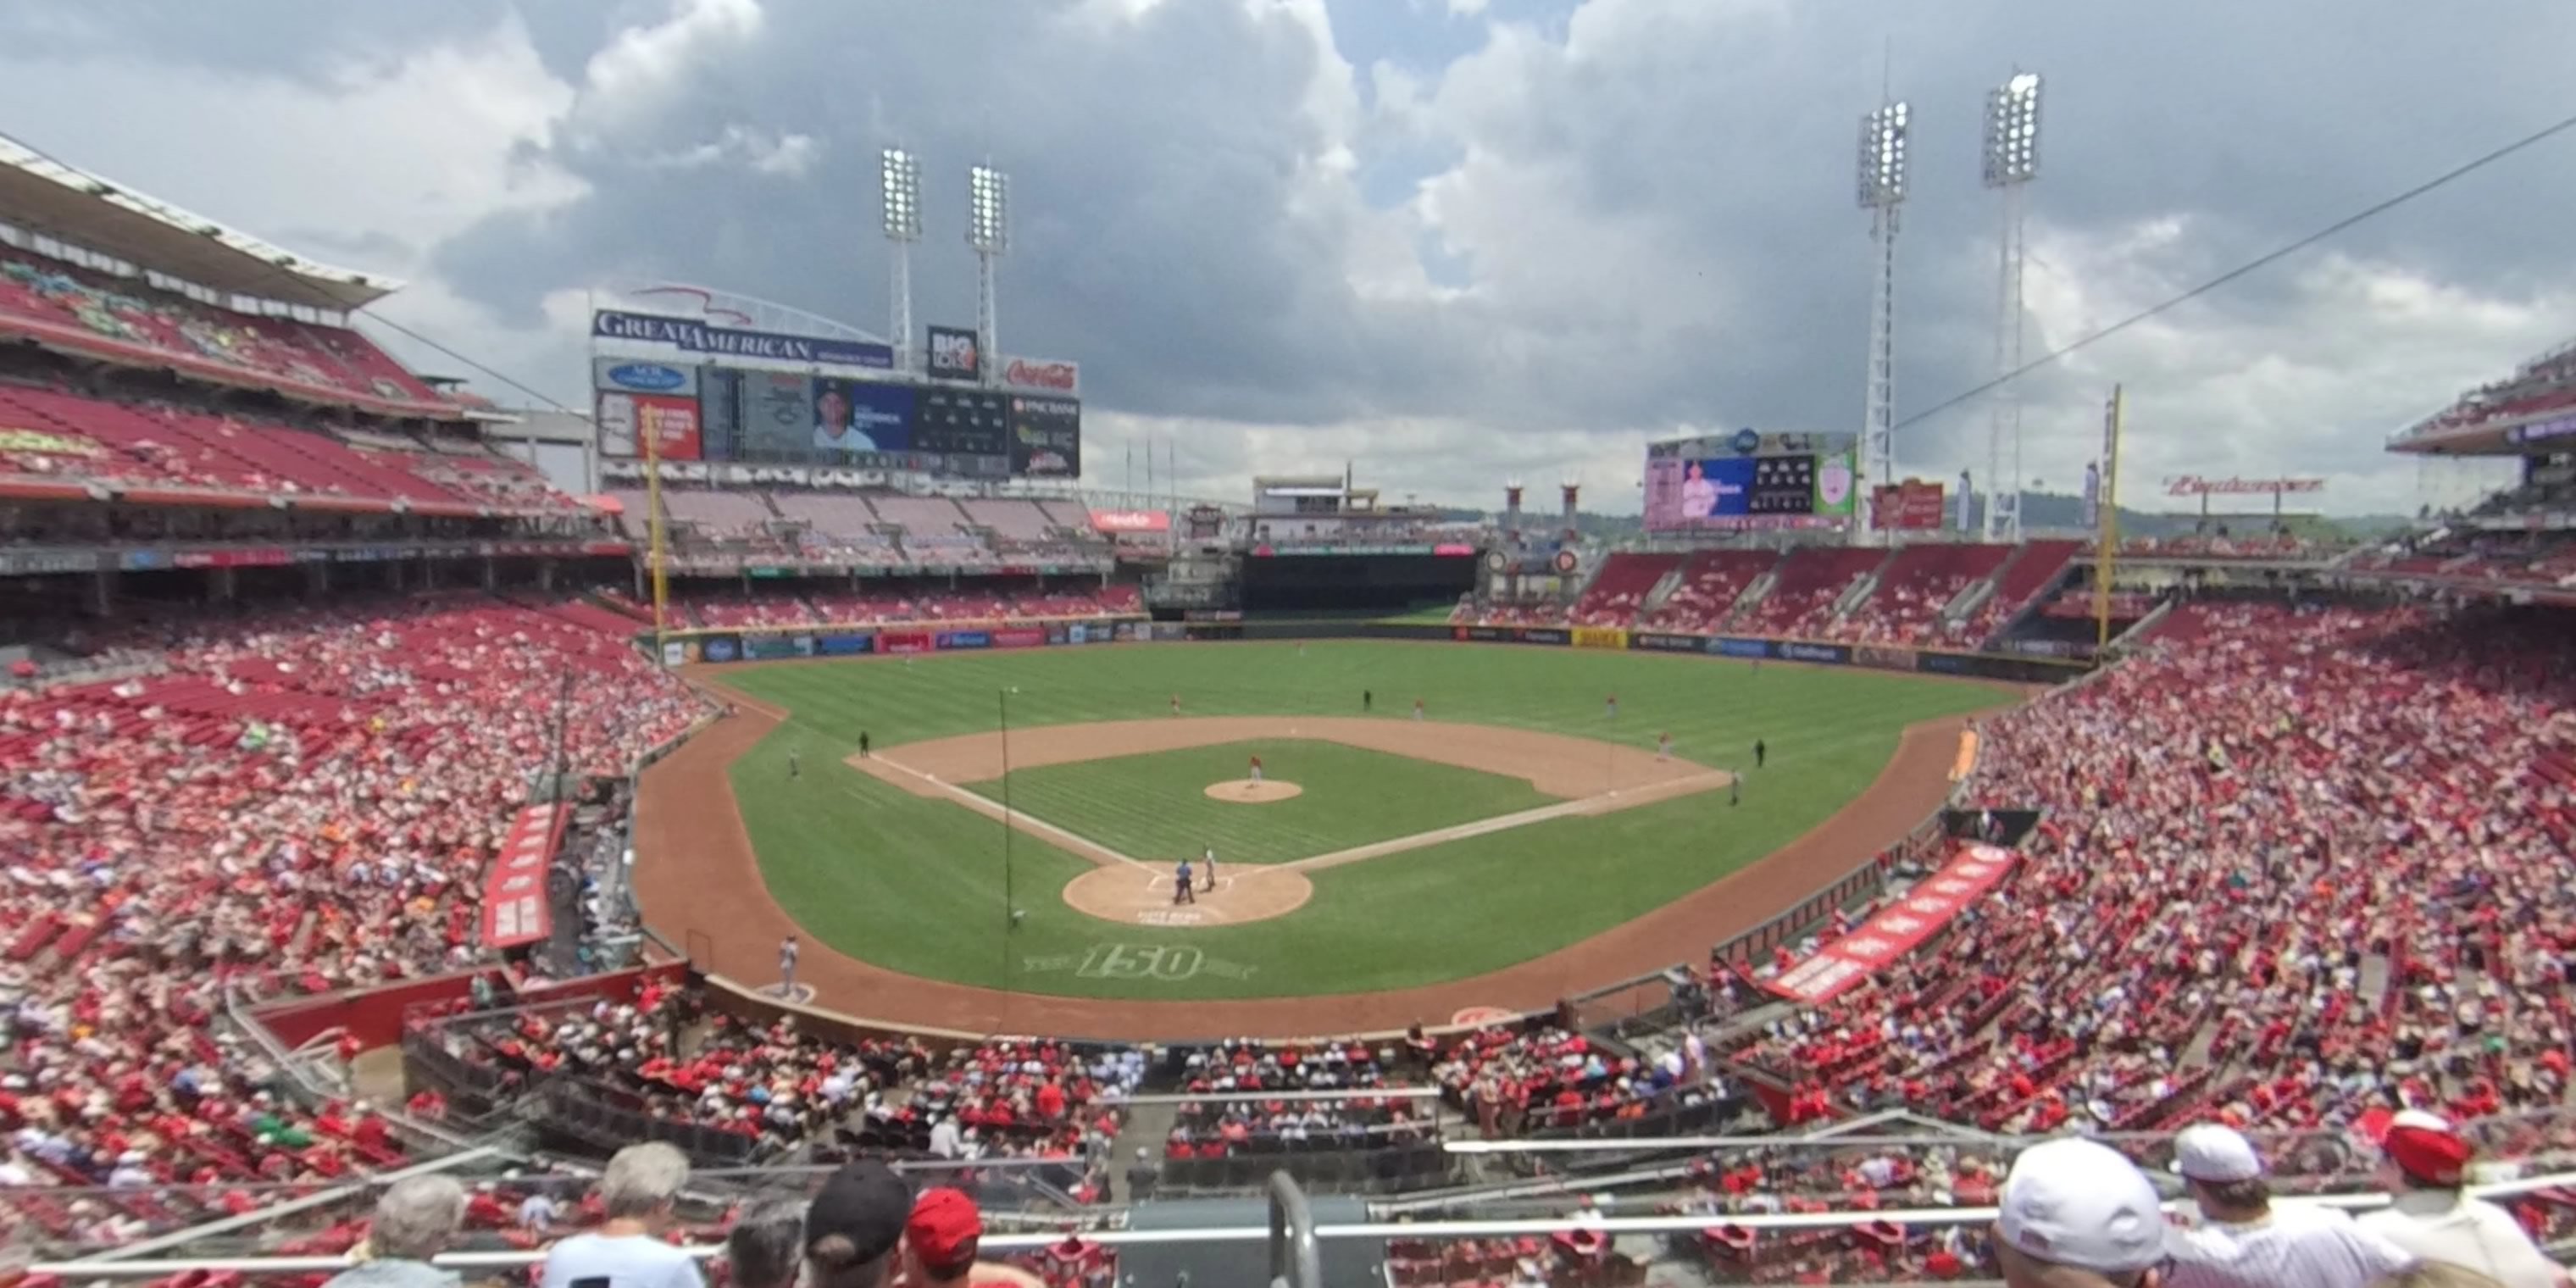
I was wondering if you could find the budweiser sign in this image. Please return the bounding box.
[2163,475,2326,497]
[1090,508,1170,534]
[1002,356,1080,394]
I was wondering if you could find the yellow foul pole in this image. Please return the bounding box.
[640,397,672,665]
[2094,385,2124,654]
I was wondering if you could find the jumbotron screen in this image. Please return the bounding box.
[1642,430,1859,532]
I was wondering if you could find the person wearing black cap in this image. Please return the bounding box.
[802,1160,913,1288]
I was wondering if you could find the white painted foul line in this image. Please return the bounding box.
[867,756,1152,871]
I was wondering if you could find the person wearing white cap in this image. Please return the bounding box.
[1991,1137,2169,1287]
[2162,1124,2412,1288]
[2357,1111,2568,1288]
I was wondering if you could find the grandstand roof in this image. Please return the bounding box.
[0,132,397,312]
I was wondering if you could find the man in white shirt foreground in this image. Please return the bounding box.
[539,1142,705,1288]
[2162,1123,2412,1288]
[1990,1137,2169,1287]
[2357,1111,2569,1288]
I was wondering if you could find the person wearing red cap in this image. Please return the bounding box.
[2357,1111,2568,1288]
[904,1188,1043,1288]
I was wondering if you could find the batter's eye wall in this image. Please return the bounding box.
[1240,554,1476,613]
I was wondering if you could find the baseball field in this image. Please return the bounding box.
[632,640,2019,1035]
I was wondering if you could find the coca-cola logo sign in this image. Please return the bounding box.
[1002,356,1080,393]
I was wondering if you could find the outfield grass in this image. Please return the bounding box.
[959,738,1558,865]
[719,641,2015,1000]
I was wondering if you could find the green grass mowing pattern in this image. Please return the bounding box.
[958,739,1558,865]
[718,641,2017,1000]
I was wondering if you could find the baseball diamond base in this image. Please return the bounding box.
[1063,864,1315,928]
[1205,778,1302,802]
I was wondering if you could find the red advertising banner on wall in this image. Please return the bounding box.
[1763,842,2017,1003]
[991,628,1047,648]
[1090,508,1170,534]
[480,803,569,948]
[633,393,703,461]
[879,631,933,655]
[1868,480,1947,531]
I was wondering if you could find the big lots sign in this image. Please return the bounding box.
[1002,356,1080,394]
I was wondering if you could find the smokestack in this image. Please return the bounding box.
[1505,482,1524,541]
[1560,480,1579,536]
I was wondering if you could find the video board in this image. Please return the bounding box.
[592,309,1080,478]
[1643,430,1859,532]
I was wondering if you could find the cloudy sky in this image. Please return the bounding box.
[2,0,2569,515]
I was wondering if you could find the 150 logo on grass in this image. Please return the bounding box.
[1020,944,1259,982]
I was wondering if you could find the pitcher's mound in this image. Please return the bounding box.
[1063,864,1313,928]
[1207,779,1302,802]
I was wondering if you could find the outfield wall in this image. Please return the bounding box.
[1363,621,2092,685]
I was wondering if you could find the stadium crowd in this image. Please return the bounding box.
[0,592,703,1221]
[420,987,1143,1164]
[1730,601,2576,1150]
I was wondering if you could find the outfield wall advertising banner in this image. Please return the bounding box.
[1571,626,1629,650]
[1708,638,1771,659]
[700,635,743,663]
[879,632,932,655]
[1634,633,1704,653]
[991,628,1047,648]
[813,378,914,453]
[1855,644,1919,671]
[1777,641,1850,665]
[936,630,991,650]
[594,309,893,370]
[742,635,815,660]
[814,633,874,656]
[1008,396,1081,477]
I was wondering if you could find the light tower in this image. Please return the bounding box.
[1981,71,2042,541]
[1856,97,1909,543]
[968,163,1009,387]
[880,147,921,374]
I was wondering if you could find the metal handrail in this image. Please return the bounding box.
[34,1166,2576,1277]
[1266,1171,1321,1288]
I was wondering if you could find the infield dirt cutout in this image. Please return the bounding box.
[848,717,1730,930]
[1206,778,1302,802]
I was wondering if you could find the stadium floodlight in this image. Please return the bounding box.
[1980,72,2042,541]
[969,164,1008,254]
[880,148,921,240]
[1857,102,1910,210]
[969,163,1009,386]
[1855,98,1908,545]
[1981,73,2042,189]
[882,147,921,374]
